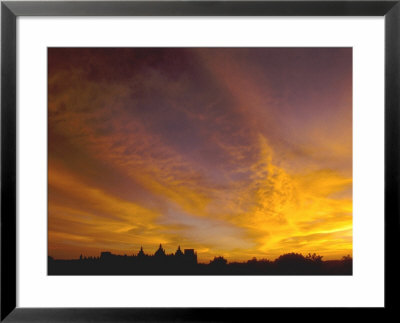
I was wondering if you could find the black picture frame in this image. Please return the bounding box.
[1,1,399,321]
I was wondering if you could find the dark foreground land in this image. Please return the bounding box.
[48,252,352,275]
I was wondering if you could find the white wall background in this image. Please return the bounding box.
[11,13,386,308]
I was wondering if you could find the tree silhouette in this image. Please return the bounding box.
[210,256,227,266]
[306,253,323,263]
[342,255,352,262]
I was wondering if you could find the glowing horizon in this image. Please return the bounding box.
[48,48,352,262]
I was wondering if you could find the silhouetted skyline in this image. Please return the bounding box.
[48,243,350,263]
[48,244,352,275]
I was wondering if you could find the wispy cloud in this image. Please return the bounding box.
[48,48,352,261]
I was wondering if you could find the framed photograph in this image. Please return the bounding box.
[1,0,399,321]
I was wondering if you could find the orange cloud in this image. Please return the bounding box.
[48,48,352,262]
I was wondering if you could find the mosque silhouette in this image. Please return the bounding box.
[97,244,197,266]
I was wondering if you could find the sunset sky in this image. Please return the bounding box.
[48,48,352,262]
